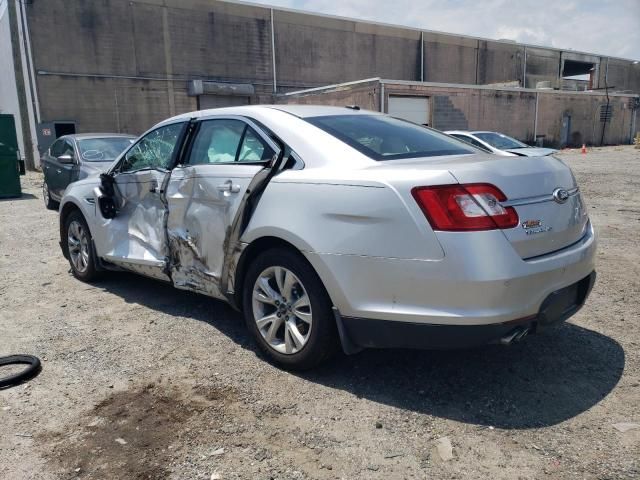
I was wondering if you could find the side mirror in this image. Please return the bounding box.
[57,153,74,164]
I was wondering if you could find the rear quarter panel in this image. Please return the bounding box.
[243,174,449,261]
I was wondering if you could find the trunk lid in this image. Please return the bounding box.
[372,153,589,259]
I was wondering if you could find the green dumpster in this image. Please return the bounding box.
[0,114,22,198]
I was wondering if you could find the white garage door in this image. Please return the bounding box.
[387,96,430,126]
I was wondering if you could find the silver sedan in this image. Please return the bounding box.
[57,106,596,369]
[446,130,557,157]
[41,133,135,209]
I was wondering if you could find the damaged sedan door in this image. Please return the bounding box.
[165,117,279,299]
[97,121,186,280]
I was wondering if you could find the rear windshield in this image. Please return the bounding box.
[305,114,475,160]
[78,137,135,162]
[474,132,528,150]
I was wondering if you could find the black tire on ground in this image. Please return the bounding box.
[43,181,58,210]
[63,210,101,282]
[242,248,339,370]
[0,355,41,389]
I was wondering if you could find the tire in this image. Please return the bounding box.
[0,355,41,389]
[63,210,101,282]
[43,180,58,210]
[242,248,339,370]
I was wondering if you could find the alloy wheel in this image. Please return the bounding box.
[252,266,313,354]
[67,220,90,274]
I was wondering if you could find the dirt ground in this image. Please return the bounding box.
[1,145,639,480]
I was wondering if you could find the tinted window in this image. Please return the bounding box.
[120,123,184,172]
[306,115,475,160]
[60,140,74,158]
[50,139,64,157]
[474,132,528,150]
[238,128,274,162]
[78,137,134,162]
[188,119,274,165]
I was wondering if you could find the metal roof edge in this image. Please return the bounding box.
[283,77,639,98]
[379,79,639,97]
[281,78,382,96]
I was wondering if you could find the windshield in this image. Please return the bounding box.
[306,115,475,160]
[473,132,528,150]
[77,137,135,162]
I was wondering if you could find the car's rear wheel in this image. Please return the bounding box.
[43,180,58,210]
[64,210,100,282]
[243,248,338,370]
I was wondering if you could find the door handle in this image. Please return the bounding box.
[56,169,62,174]
[217,180,241,194]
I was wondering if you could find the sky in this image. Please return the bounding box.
[249,0,640,60]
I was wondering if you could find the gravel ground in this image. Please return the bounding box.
[1,145,639,479]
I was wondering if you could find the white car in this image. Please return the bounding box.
[446,130,557,157]
[58,106,596,369]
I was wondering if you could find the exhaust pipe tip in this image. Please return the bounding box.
[498,326,530,345]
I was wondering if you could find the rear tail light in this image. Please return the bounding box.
[411,183,518,231]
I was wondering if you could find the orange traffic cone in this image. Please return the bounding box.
[581,144,587,154]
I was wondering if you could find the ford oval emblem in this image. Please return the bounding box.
[553,188,570,204]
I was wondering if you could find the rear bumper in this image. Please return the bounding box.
[306,221,596,326]
[340,271,596,349]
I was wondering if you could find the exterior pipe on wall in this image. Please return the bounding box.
[522,46,527,88]
[18,0,39,124]
[270,8,277,94]
[13,0,39,169]
[420,31,424,82]
[533,91,539,142]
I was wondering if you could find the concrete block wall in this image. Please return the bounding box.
[431,95,469,131]
[524,47,561,89]
[26,0,272,134]
[36,74,196,135]
[537,93,636,146]
[274,11,421,88]
[383,84,536,141]
[422,33,477,84]
[20,0,640,137]
[281,80,638,148]
[476,41,525,86]
[278,82,380,111]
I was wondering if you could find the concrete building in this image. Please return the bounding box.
[1,0,639,169]
[280,78,639,148]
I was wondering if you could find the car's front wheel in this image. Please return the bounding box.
[243,248,338,370]
[43,180,58,210]
[64,210,100,282]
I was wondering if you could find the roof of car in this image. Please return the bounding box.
[163,105,380,126]
[265,104,379,118]
[61,133,137,140]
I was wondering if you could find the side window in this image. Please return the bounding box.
[120,122,184,173]
[50,139,64,157]
[187,119,274,165]
[61,140,75,158]
[238,128,274,162]
[188,120,244,165]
